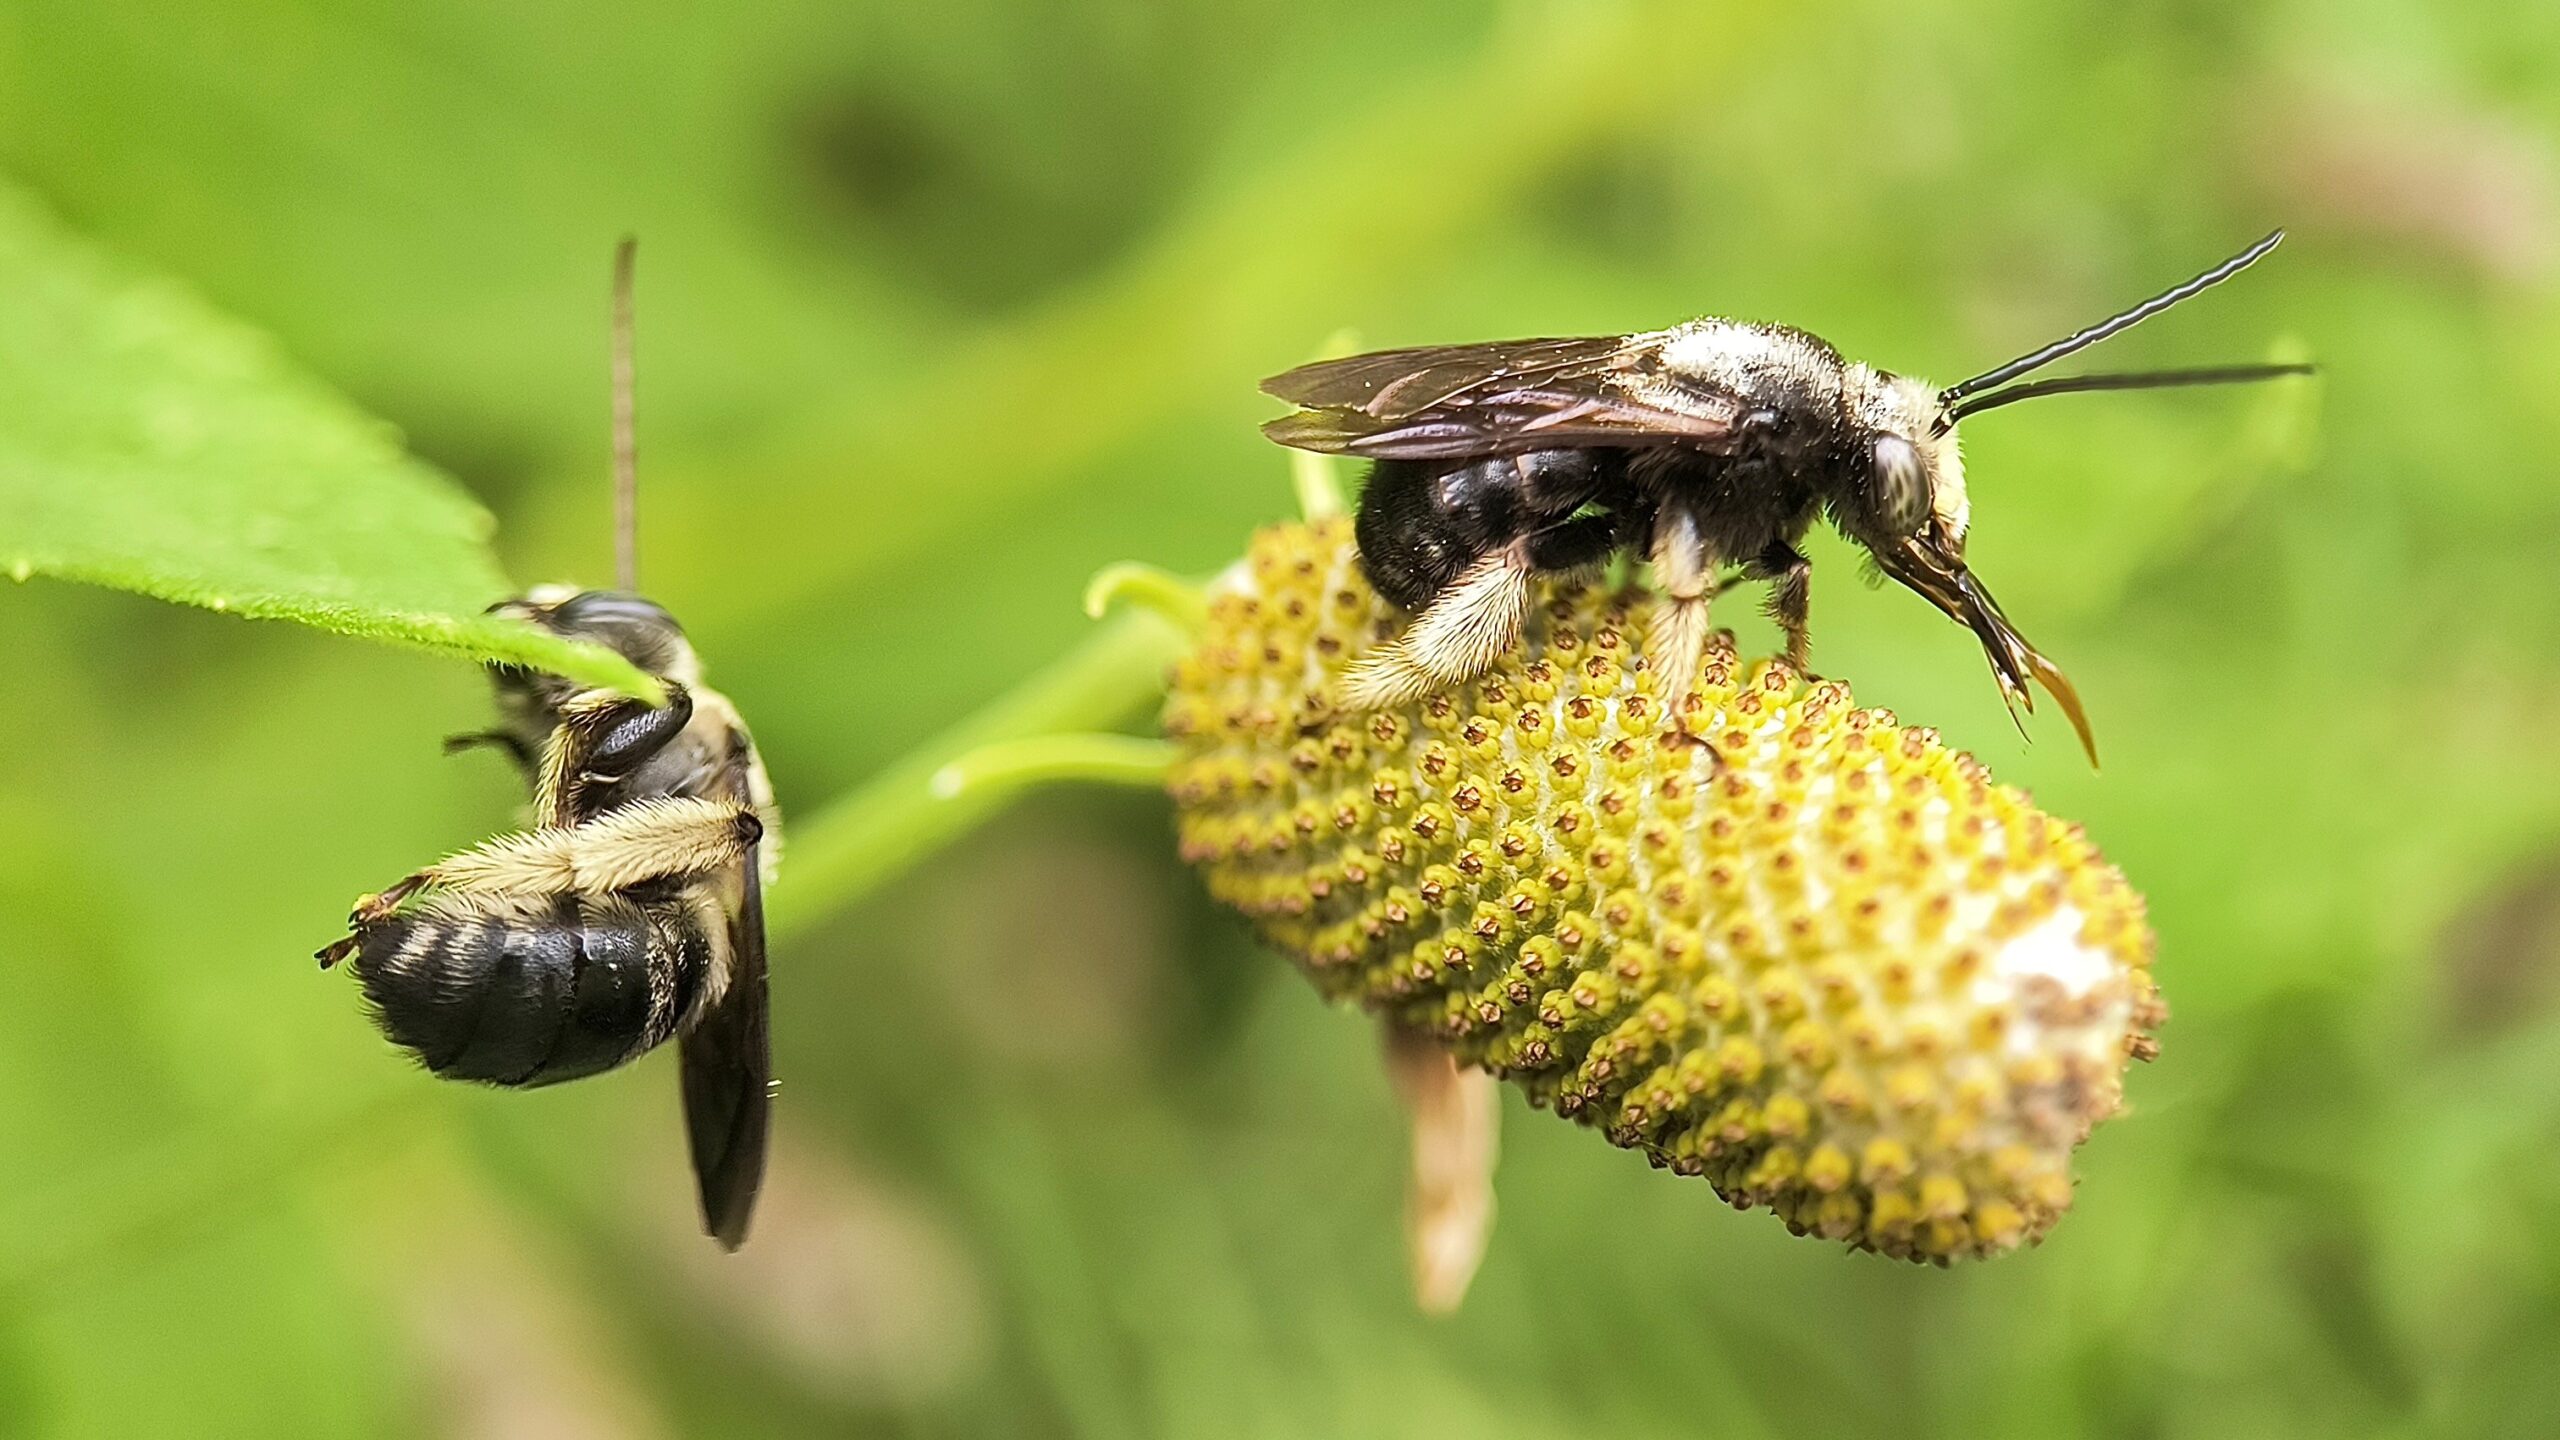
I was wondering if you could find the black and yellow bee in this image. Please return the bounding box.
[318,244,775,1248]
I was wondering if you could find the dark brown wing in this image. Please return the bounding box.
[1260,334,1740,460]
[682,830,771,1250]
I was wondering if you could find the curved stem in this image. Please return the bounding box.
[931,733,1177,802]
[769,609,1191,943]
[1083,561,1210,630]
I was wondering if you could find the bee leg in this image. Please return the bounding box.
[1750,541,1815,676]
[1646,507,1719,723]
[442,722,532,768]
[444,729,541,795]
[1341,451,1618,710]
[1340,550,1533,709]
[320,871,433,967]
[350,873,430,924]
[319,800,757,972]
[408,797,761,900]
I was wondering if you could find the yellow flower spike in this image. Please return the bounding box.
[1170,520,2162,1263]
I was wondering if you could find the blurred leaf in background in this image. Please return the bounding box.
[2,0,2560,1437]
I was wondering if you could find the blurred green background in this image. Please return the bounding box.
[4,0,2559,1435]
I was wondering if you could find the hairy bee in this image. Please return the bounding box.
[1262,230,2313,760]
[317,244,776,1248]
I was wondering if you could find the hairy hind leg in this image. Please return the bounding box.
[319,799,758,967]
[1340,457,1620,709]
[1341,550,1535,709]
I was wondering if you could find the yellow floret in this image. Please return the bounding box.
[1166,519,2164,1263]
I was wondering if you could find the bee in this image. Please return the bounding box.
[1261,230,2314,761]
[317,242,777,1248]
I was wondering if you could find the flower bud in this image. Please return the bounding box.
[1166,519,2163,1262]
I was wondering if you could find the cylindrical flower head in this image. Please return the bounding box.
[1166,519,2163,1262]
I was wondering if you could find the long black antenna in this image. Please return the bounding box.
[1940,230,2287,407]
[611,236,639,593]
[1948,361,2315,421]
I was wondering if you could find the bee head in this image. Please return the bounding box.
[1826,232,2314,768]
[1837,370,2093,763]
[1845,368,1970,558]
[493,585,704,689]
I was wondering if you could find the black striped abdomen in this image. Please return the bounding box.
[352,890,717,1087]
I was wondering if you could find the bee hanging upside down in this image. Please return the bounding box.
[1261,230,2316,762]
[316,243,777,1249]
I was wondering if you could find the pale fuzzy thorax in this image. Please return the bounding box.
[662,638,705,692]
[1646,320,1846,416]
[1847,366,1969,541]
[1648,326,1970,542]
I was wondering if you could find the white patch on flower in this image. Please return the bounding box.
[1977,905,2120,1056]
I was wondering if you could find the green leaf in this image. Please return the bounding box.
[0,179,659,699]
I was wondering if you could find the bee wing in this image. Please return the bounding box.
[1260,334,1740,460]
[681,834,771,1250]
[1262,335,1641,414]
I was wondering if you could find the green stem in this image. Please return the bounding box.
[1083,561,1211,630]
[769,609,1192,942]
[931,733,1178,802]
[1290,450,1347,522]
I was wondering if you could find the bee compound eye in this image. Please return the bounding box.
[1871,435,1928,536]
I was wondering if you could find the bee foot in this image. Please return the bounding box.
[348,874,427,925]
